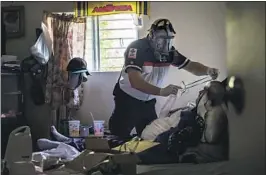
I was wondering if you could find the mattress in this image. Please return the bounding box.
[137,162,226,175]
[40,157,264,175]
[137,157,265,175]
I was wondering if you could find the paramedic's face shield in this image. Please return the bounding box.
[153,29,175,56]
[67,71,89,90]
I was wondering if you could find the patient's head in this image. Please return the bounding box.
[196,77,245,114]
[196,81,226,107]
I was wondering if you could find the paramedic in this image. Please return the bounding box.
[109,19,219,139]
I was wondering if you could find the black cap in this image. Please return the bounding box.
[67,57,90,75]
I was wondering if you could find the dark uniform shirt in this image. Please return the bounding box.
[119,38,190,101]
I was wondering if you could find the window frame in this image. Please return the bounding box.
[88,14,139,72]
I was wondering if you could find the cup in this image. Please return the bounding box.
[80,125,90,137]
[68,120,80,137]
[93,120,105,136]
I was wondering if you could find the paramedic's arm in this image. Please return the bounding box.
[127,68,161,95]
[183,61,209,76]
[172,49,219,78]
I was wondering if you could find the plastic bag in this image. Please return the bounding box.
[30,23,52,65]
[159,94,177,118]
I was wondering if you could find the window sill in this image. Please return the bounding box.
[89,71,121,74]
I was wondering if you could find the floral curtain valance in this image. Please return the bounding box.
[74,1,150,17]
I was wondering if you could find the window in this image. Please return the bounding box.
[85,14,138,72]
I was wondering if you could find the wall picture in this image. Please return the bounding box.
[2,6,25,39]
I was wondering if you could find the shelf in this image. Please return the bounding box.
[1,72,20,76]
[1,111,22,115]
[1,116,17,119]
[1,68,26,129]
[1,111,22,117]
[3,91,22,95]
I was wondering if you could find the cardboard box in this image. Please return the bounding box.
[86,137,139,175]
[85,136,110,152]
[66,137,139,175]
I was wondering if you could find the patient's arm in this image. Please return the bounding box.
[203,107,228,143]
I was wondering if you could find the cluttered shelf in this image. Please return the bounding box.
[1,57,28,160]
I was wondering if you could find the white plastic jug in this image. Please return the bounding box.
[4,126,33,169]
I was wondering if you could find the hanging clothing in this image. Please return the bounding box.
[43,12,87,109]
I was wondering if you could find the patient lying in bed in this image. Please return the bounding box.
[139,80,230,164]
[142,81,228,139]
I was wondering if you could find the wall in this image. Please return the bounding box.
[1,2,227,138]
[226,1,265,171]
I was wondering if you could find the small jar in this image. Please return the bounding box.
[80,125,90,137]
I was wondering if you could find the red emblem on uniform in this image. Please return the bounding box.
[128,48,137,59]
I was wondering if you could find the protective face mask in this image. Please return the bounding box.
[67,72,88,90]
[155,37,174,54]
[67,73,82,90]
[150,29,174,61]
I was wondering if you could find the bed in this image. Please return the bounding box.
[39,157,264,175]
[137,157,265,175]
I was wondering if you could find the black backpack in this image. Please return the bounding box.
[21,56,47,105]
